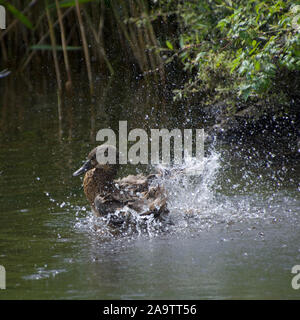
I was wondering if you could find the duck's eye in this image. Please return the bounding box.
[91,159,98,166]
[89,154,97,162]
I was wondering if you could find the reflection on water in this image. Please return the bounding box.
[0,74,299,299]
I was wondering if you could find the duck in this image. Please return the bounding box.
[73,145,168,219]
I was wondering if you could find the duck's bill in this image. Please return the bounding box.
[73,160,92,176]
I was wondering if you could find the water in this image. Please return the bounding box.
[0,75,299,299]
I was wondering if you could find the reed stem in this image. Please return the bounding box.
[75,0,93,95]
[46,1,62,92]
[55,0,72,92]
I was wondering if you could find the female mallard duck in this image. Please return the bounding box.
[73,145,168,219]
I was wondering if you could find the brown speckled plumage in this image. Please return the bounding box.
[74,145,168,218]
[83,167,116,216]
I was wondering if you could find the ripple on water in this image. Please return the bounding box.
[22,268,67,281]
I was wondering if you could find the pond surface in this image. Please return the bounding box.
[0,74,299,299]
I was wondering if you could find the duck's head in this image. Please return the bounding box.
[73,144,119,177]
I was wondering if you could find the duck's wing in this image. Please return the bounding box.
[115,174,149,192]
[94,193,125,216]
[95,173,168,217]
[126,184,168,216]
[94,182,145,215]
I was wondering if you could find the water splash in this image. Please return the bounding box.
[73,149,232,237]
[46,146,298,240]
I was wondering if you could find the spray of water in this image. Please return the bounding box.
[45,145,298,240]
[72,148,246,238]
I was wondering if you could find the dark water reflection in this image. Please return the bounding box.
[0,74,299,299]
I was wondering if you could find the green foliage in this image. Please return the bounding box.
[0,0,33,29]
[30,45,82,51]
[47,0,98,9]
[2,0,300,107]
[154,0,300,102]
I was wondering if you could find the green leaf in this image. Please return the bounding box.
[239,84,252,100]
[249,41,260,55]
[179,36,185,49]
[238,60,250,75]
[30,45,82,51]
[217,19,227,32]
[241,89,252,100]
[195,52,207,62]
[0,0,33,29]
[254,61,261,71]
[47,0,97,9]
[230,57,241,74]
[166,40,174,50]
